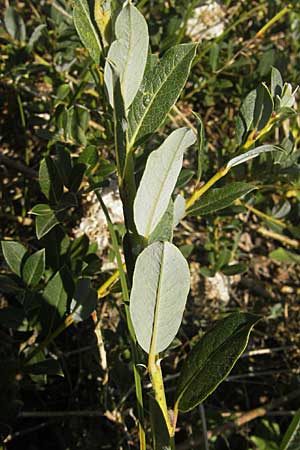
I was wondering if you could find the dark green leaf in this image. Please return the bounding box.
[128,43,197,147]
[222,263,247,276]
[39,157,63,203]
[22,249,45,286]
[175,168,195,189]
[73,0,102,64]
[35,208,59,240]
[55,146,72,188]
[69,164,86,192]
[175,312,260,412]
[149,396,172,450]
[4,6,26,41]
[71,278,97,322]
[78,145,99,169]
[149,200,174,244]
[1,241,27,277]
[43,267,74,329]
[188,182,256,216]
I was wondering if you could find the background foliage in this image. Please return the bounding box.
[1,0,300,449]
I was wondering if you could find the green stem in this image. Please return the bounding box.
[92,187,146,450]
[186,166,230,210]
[148,353,173,437]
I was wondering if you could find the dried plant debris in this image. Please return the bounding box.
[186,1,226,41]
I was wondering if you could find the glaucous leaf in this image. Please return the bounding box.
[187,182,256,216]
[226,145,280,169]
[271,66,283,98]
[175,312,259,412]
[73,0,102,64]
[280,410,300,450]
[22,249,45,286]
[1,241,27,277]
[130,241,190,354]
[104,3,148,110]
[128,43,197,148]
[173,194,186,226]
[134,128,196,237]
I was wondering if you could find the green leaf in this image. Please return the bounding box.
[134,128,196,237]
[149,396,172,450]
[22,249,45,286]
[43,267,74,325]
[226,145,280,169]
[1,241,27,277]
[280,410,300,450]
[35,208,59,240]
[188,182,256,216]
[235,88,257,145]
[175,312,260,412]
[39,157,63,203]
[4,6,26,42]
[78,145,99,169]
[94,0,112,48]
[104,3,149,110]
[70,278,97,322]
[27,24,46,50]
[69,164,86,193]
[130,241,190,354]
[55,146,72,188]
[253,83,273,132]
[270,248,300,264]
[149,200,174,244]
[128,43,197,148]
[73,0,102,64]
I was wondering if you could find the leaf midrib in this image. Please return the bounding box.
[149,242,165,355]
[75,0,102,52]
[128,45,195,148]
